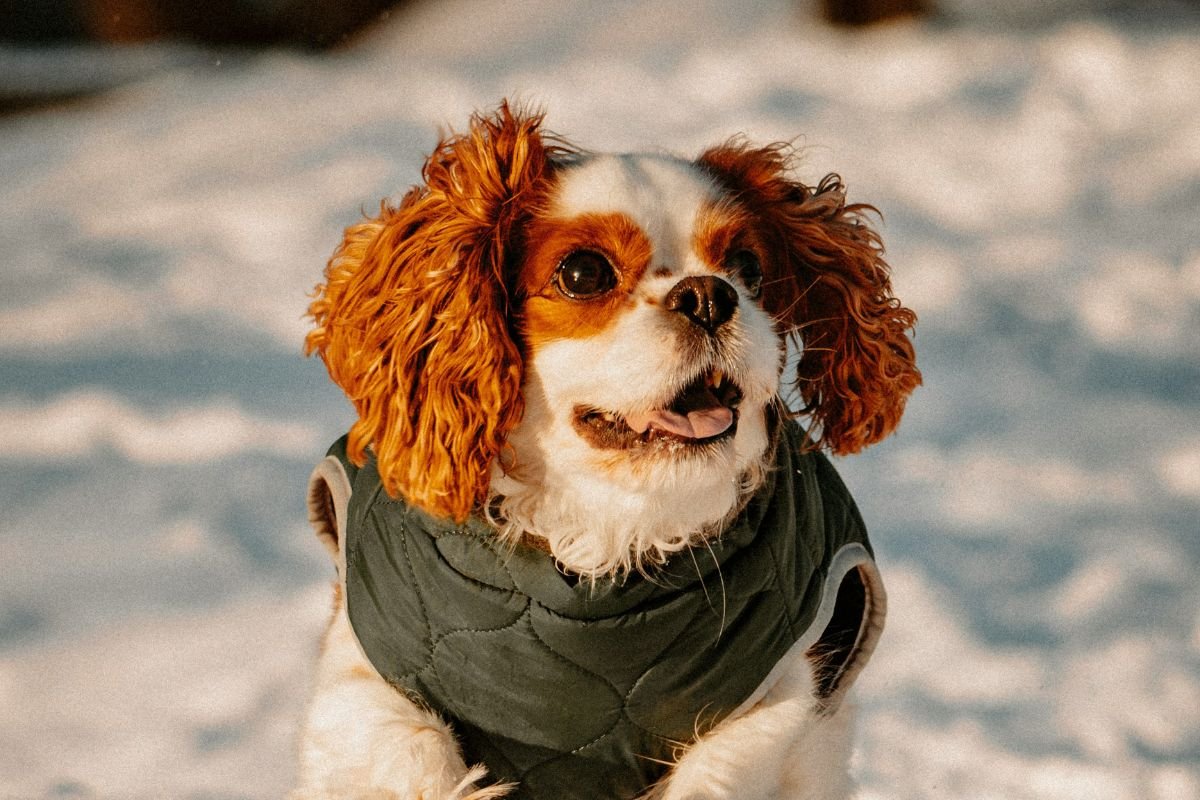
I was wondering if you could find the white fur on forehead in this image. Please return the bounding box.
[551,154,721,266]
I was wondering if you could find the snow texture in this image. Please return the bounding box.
[1,0,1198,797]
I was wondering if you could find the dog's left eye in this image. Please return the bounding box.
[555,250,618,299]
[726,250,763,299]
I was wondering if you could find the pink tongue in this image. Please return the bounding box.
[625,407,734,440]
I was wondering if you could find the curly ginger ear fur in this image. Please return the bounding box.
[305,104,559,521]
[697,141,920,453]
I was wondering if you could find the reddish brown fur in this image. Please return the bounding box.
[692,203,742,271]
[696,140,921,453]
[519,212,654,349]
[691,201,771,280]
[305,103,566,521]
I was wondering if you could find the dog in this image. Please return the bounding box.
[294,102,919,800]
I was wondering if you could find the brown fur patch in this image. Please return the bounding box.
[691,201,743,271]
[519,212,654,348]
[348,664,377,681]
[690,199,772,283]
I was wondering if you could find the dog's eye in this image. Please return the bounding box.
[555,250,618,299]
[726,250,763,299]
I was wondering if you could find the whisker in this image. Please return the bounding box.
[700,537,728,640]
[769,276,822,321]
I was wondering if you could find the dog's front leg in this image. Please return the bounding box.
[648,653,856,800]
[293,592,509,800]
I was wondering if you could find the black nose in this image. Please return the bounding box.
[665,276,739,333]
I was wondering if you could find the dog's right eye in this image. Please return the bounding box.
[555,250,618,299]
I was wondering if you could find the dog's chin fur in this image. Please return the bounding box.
[486,402,773,579]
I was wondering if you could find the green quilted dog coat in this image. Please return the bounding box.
[307,421,884,800]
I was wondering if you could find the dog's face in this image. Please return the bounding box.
[493,154,783,573]
[307,104,919,576]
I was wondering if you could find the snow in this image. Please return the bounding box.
[1,0,1198,797]
[0,390,321,463]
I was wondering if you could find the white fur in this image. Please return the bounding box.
[551,154,717,255]
[296,152,865,799]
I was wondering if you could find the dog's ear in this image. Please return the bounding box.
[306,102,556,521]
[697,141,920,453]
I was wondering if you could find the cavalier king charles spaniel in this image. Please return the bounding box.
[295,102,919,800]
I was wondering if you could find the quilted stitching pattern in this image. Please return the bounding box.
[339,423,873,800]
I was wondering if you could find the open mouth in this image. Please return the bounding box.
[573,369,744,450]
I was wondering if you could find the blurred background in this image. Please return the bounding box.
[1,0,1198,797]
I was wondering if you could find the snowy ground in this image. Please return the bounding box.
[1,0,1198,797]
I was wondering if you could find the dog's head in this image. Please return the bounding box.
[307,103,919,576]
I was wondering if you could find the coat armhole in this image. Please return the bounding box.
[307,455,352,583]
[727,543,886,721]
[806,548,886,714]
